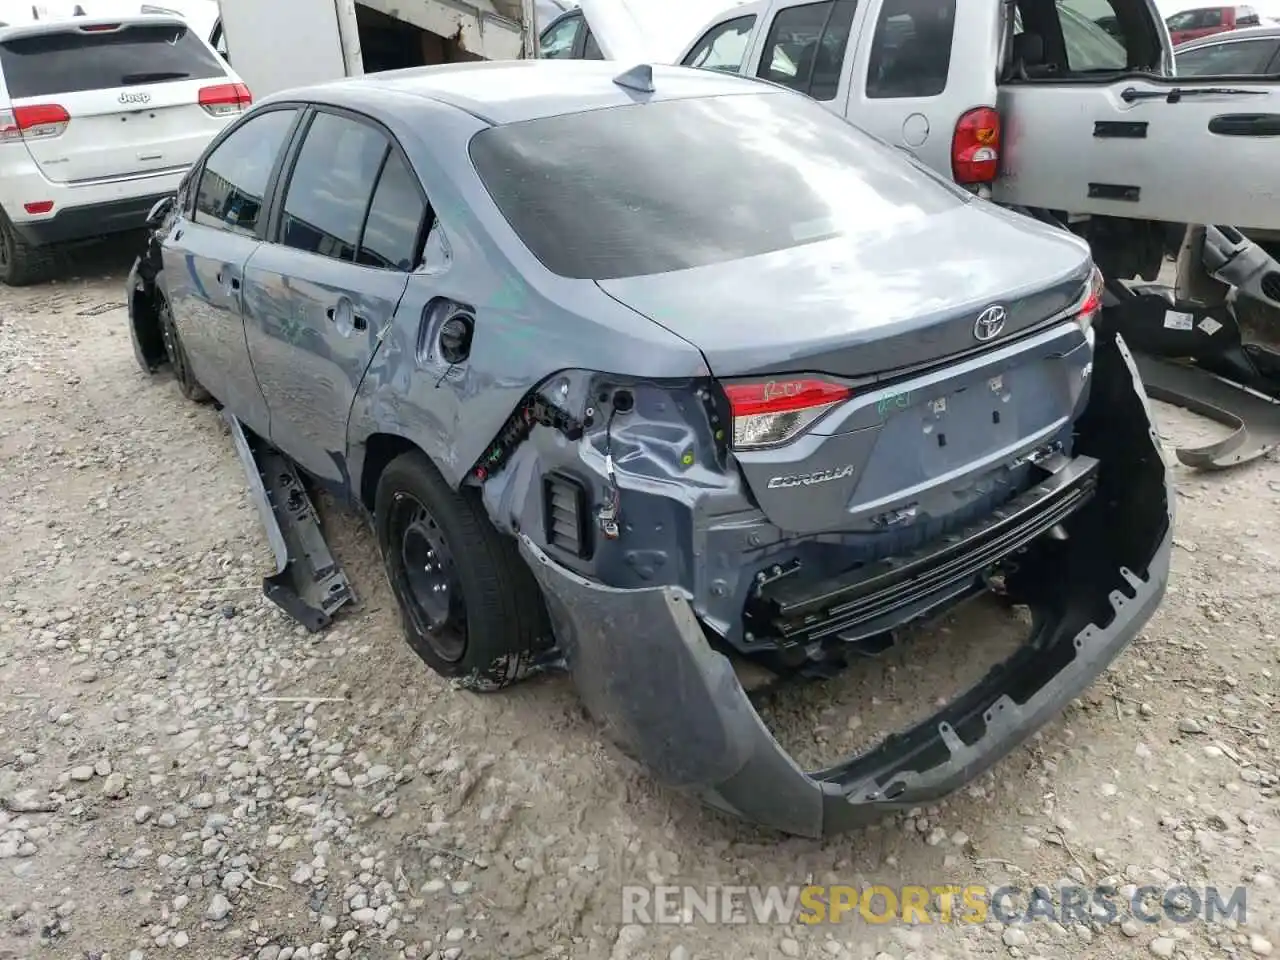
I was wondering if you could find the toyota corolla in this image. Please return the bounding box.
[127,59,1173,837]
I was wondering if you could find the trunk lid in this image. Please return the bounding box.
[597,204,1096,537]
[0,18,235,184]
[595,202,1092,380]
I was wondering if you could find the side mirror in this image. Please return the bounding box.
[146,196,175,228]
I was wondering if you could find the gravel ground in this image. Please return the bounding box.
[2,248,1279,960]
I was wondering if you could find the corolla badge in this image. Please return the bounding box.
[767,464,855,489]
[973,304,1007,342]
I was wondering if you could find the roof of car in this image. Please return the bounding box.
[0,14,186,42]
[1175,23,1280,47]
[293,59,778,127]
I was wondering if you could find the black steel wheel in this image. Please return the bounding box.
[391,493,467,662]
[374,448,552,691]
[154,271,210,403]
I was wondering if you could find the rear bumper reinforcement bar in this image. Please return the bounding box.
[757,454,1099,646]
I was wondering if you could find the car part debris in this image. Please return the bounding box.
[1133,353,1280,470]
[1103,280,1278,399]
[1101,244,1280,470]
[224,412,354,632]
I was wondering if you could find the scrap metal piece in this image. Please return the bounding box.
[1103,280,1280,401]
[1133,354,1280,470]
[224,411,354,631]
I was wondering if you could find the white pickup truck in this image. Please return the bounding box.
[581,0,1280,284]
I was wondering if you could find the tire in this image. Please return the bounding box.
[374,449,551,691]
[154,270,211,403]
[0,210,58,287]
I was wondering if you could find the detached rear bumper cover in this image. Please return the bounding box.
[519,333,1173,838]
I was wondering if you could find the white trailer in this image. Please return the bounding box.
[211,0,538,100]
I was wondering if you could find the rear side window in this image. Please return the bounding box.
[356,151,428,271]
[1177,36,1280,73]
[866,0,956,99]
[280,112,388,263]
[469,92,964,281]
[194,108,297,236]
[757,0,858,101]
[0,22,225,99]
[683,15,758,73]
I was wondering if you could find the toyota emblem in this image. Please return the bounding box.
[973,305,1007,342]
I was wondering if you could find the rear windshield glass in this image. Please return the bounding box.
[0,22,225,99]
[468,92,966,281]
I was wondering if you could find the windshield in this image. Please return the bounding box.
[469,91,966,281]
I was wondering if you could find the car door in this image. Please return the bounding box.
[240,107,424,487]
[994,0,1280,232]
[842,0,997,180]
[162,104,301,437]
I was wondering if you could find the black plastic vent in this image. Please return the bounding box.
[544,473,591,559]
[1261,271,1280,305]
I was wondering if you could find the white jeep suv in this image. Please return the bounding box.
[0,14,250,285]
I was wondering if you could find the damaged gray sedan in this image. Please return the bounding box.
[127,59,1174,837]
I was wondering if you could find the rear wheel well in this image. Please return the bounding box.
[360,433,421,511]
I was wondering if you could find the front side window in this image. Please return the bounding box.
[757,0,858,101]
[540,13,582,58]
[1177,36,1280,73]
[866,0,956,99]
[683,15,758,73]
[582,27,604,59]
[280,112,388,262]
[194,109,297,235]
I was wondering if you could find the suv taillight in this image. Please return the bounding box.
[198,82,252,117]
[1,104,71,142]
[723,378,853,449]
[952,107,1001,185]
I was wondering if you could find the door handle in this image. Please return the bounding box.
[1208,113,1280,137]
[216,268,240,290]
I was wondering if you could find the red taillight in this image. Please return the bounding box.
[198,82,253,118]
[1075,266,1104,331]
[0,104,71,142]
[80,22,121,31]
[23,201,54,214]
[722,378,853,449]
[952,107,1001,185]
